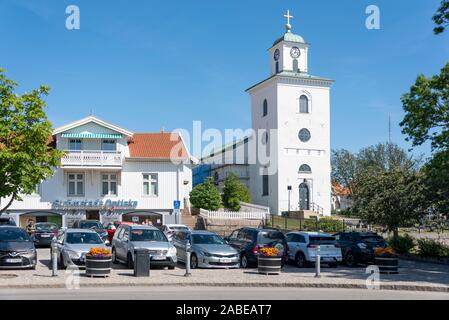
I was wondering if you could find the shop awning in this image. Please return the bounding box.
[61,133,122,139]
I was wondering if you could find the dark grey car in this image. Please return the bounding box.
[0,226,37,269]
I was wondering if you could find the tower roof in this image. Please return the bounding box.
[273,32,306,46]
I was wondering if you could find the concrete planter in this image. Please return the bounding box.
[375,256,399,274]
[258,256,282,275]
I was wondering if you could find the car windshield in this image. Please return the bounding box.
[258,231,285,246]
[35,223,58,232]
[171,226,189,232]
[192,234,225,245]
[0,228,30,242]
[79,221,103,230]
[361,235,385,244]
[130,229,167,242]
[310,236,336,245]
[65,232,103,244]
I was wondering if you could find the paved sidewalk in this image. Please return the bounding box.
[0,249,448,292]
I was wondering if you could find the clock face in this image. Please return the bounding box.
[290,47,300,58]
[274,49,280,61]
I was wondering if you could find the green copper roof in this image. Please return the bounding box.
[273,32,305,46]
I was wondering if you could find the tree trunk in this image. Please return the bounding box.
[392,227,399,239]
[0,193,16,215]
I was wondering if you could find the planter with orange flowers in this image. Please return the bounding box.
[374,247,399,274]
[85,248,112,277]
[258,247,282,275]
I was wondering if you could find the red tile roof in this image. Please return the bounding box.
[128,132,189,160]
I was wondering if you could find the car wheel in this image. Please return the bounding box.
[168,265,175,270]
[127,253,134,269]
[190,254,198,269]
[295,252,306,268]
[112,248,118,264]
[240,254,249,268]
[345,252,357,267]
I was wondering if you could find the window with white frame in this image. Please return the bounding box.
[68,173,84,196]
[299,95,309,113]
[102,139,116,151]
[102,173,117,196]
[143,173,158,196]
[69,139,82,151]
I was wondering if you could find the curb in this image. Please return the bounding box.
[1,282,448,293]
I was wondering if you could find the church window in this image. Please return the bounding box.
[262,175,269,196]
[299,164,312,173]
[293,59,299,72]
[262,99,268,117]
[299,95,309,113]
[275,61,279,74]
[298,128,311,142]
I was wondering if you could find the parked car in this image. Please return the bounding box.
[286,231,342,268]
[72,220,109,244]
[162,224,190,241]
[173,230,239,269]
[51,228,107,269]
[224,227,289,268]
[0,226,37,269]
[30,222,59,247]
[103,221,136,243]
[111,224,177,269]
[0,217,16,226]
[333,231,387,267]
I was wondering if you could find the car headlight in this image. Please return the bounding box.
[200,251,212,257]
[65,250,80,259]
[168,246,177,256]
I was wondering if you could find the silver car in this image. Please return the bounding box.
[173,230,239,269]
[111,225,177,269]
[51,228,107,269]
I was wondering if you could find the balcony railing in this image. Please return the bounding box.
[61,150,123,167]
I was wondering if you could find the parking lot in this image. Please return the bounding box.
[0,248,449,292]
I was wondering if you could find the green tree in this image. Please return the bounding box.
[433,0,449,34]
[0,69,62,214]
[222,173,251,211]
[331,149,359,196]
[353,169,425,238]
[189,177,222,211]
[422,150,449,216]
[400,62,449,152]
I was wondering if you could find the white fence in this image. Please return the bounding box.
[200,209,267,220]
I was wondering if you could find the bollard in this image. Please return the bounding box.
[51,245,58,277]
[315,245,321,278]
[184,241,192,277]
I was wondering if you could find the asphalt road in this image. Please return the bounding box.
[0,286,448,300]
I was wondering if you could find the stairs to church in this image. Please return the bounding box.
[181,213,200,230]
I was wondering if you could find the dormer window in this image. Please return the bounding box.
[102,139,116,151]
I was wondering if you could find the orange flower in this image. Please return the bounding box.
[259,247,280,257]
[375,247,396,257]
[86,247,111,257]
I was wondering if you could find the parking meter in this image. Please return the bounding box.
[184,240,192,277]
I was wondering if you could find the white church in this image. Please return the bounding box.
[193,10,334,217]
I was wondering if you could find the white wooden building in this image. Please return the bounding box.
[1,116,194,228]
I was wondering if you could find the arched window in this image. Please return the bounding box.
[299,95,309,113]
[293,59,299,72]
[262,99,268,117]
[299,183,310,210]
[299,164,311,173]
[275,61,279,74]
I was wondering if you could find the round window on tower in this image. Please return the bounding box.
[298,128,311,142]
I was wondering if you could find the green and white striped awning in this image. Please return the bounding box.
[61,133,122,139]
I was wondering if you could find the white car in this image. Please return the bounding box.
[286,231,342,268]
[162,224,190,241]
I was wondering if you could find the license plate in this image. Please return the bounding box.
[41,234,51,238]
[152,255,166,260]
[5,258,22,263]
[219,258,232,263]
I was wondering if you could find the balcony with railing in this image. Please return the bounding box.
[61,150,123,168]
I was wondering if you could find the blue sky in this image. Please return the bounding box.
[1,0,448,158]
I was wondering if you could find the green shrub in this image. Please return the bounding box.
[222,174,251,211]
[417,239,449,257]
[189,177,222,211]
[318,217,344,233]
[388,234,415,254]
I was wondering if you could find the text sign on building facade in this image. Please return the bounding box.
[52,199,138,210]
